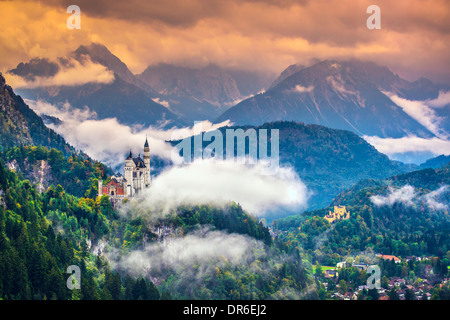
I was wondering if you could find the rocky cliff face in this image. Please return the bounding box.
[0,73,74,155]
[0,74,34,148]
[7,158,53,193]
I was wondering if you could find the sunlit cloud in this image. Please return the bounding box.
[0,0,449,83]
[291,85,314,93]
[4,57,114,88]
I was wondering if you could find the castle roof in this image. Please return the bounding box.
[144,136,149,148]
[107,179,122,186]
[133,156,146,168]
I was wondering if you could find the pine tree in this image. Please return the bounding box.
[388,288,400,300]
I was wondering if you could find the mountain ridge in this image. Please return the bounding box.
[9,43,273,125]
[216,59,448,139]
[8,44,185,128]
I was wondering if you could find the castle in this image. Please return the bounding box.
[324,205,350,223]
[98,137,151,205]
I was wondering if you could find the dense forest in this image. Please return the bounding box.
[0,157,318,300]
[0,158,160,299]
[273,163,450,267]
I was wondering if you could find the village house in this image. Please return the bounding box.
[377,254,401,263]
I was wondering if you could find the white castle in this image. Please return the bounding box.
[98,137,151,204]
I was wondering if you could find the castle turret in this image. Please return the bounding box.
[124,150,134,197]
[144,136,151,187]
[98,179,103,197]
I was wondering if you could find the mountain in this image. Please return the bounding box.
[8,44,184,128]
[267,63,306,90]
[0,73,74,155]
[420,155,450,170]
[174,121,409,210]
[9,44,273,126]
[137,63,273,122]
[217,59,447,138]
[72,43,153,92]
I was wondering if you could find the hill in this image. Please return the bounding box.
[420,155,450,170]
[0,145,109,198]
[0,157,317,300]
[173,121,408,209]
[0,73,74,156]
[272,163,450,266]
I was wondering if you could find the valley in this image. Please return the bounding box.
[0,43,449,302]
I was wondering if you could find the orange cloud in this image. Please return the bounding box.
[1,0,449,83]
[4,57,115,88]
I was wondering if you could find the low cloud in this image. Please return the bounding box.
[152,98,171,109]
[426,91,450,108]
[104,226,310,299]
[107,227,264,277]
[26,99,230,168]
[291,85,314,93]
[424,185,449,211]
[121,159,310,219]
[370,184,449,211]
[384,91,449,139]
[327,76,356,95]
[222,93,256,108]
[363,135,450,158]
[28,98,310,218]
[370,185,417,207]
[5,57,115,88]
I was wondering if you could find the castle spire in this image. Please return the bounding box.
[126,149,133,160]
[144,135,149,148]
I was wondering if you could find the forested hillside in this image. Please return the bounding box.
[176,121,408,209]
[0,157,318,300]
[0,146,109,198]
[273,163,450,266]
[0,158,162,299]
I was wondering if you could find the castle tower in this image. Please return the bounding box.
[124,150,134,197]
[144,136,151,187]
[98,179,103,197]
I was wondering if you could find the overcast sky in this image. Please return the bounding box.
[1,0,449,83]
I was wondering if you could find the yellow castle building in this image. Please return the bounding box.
[324,205,350,223]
